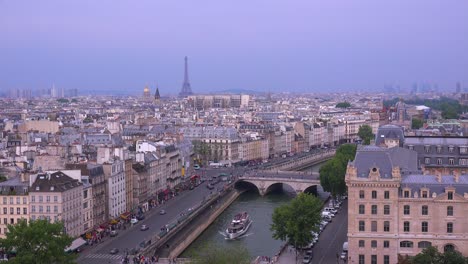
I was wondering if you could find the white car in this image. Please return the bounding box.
[131,218,138,224]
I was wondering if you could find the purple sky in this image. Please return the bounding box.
[1,0,467,95]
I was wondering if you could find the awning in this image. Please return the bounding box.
[65,237,87,252]
[120,212,131,220]
[163,189,170,195]
[110,219,119,225]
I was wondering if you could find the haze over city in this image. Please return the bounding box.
[1,0,468,95]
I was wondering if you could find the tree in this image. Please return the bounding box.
[319,144,356,197]
[410,246,468,264]
[411,118,424,129]
[0,175,7,182]
[0,219,75,264]
[189,243,251,264]
[358,125,374,145]
[192,140,210,165]
[271,193,322,262]
[335,102,351,108]
[56,98,69,103]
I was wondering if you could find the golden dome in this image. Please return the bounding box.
[144,86,150,92]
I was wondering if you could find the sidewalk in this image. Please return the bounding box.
[275,245,302,264]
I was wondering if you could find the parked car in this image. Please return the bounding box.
[207,184,214,190]
[110,230,118,237]
[140,224,149,231]
[302,253,313,264]
[110,248,119,254]
[130,218,138,224]
[194,164,201,170]
[159,209,166,215]
[340,251,347,261]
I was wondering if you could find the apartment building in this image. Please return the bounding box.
[0,177,29,238]
[29,171,83,237]
[346,146,468,264]
[102,160,126,219]
[238,135,269,161]
[403,136,468,175]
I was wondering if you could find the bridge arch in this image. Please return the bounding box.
[303,185,318,196]
[234,180,260,194]
[264,182,296,196]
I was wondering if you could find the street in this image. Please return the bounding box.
[78,168,232,264]
[311,200,348,264]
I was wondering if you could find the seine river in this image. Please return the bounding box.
[181,162,326,258]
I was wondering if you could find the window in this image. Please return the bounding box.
[31,196,35,202]
[404,221,410,232]
[424,157,430,164]
[447,206,453,216]
[404,190,410,198]
[2,218,5,224]
[384,255,390,264]
[23,197,26,204]
[437,158,442,165]
[461,147,467,154]
[31,205,36,213]
[400,241,413,248]
[16,208,20,215]
[54,206,58,213]
[371,255,377,264]
[449,146,454,153]
[418,241,432,248]
[359,240,365,248]
[23,208,27,215]
[9,208,13,215]
[10,218,14,224]
[359,255,365,264]
[16,197,20,204]
[447,223,453,233]
[359,221,365,231]
[383,241,389,248]
[371,240,377,248]
[39,196,43,203]
[424,145,430,153]
[449,158,455,165]
[359,204,365,214]
[448,192,453,200]
[436,146,442,153]
[383,221,390,232]
[371,205,377,215]
[9,198,12,204]
[381,205,389,215]
[421,205,428,215]
[422,221,428,232]
[371,221,377,232]
[372,191,377,199]
[444,244,455,253]
[46,206,50,213]
[384,191,389,199]
[2,208,6,214]
[54,196,58,202]
[403,205,410,215]
[359,190,365,199]
[408,145,414,150]
[46,196,50,202]
[39,206,43,213]
[422,191,428,198]
[2,197,6,204]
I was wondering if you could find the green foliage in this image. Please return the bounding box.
[411,118,424,129]
[384,97,468,119]
[0,219,75,264]
[409,246,468,264]
[270,193,322,250]
[189,243,251,264]
[335,102,351,108]
[83,116,93,123]
[319,144,357,197]
[71,99,78,103]
[56,98,69,103]
[358,125,374,145]
[0,175,7,182]
[192,140,210,165]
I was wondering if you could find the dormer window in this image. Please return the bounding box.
[422,191,428,198]
[448,146,454,153]
[424,145,430,153]
[436,146,442,153]
[404,190,410,198]
[448,192,453,200]
[35,186,40,191]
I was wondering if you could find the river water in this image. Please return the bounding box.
[181,162,327,259]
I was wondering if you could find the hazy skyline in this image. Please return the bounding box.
[1,0,467,95]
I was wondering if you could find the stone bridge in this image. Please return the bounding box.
[237,173,321,196]
[261,149,336,171]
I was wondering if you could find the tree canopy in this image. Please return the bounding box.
[270,193,322,251]
[358,125,374,145]
[0,219,75,264]
[56,98,69,103]
[335,102,351,108]
[411,118,424,129]
[384,97,468,119]
[319,144,357,197]
[407,246,468,264]
[189,243,251,264]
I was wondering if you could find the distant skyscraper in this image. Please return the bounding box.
[179,56,193,97]
[456,82,461,93]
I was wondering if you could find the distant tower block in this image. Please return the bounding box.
[179,56,194,97]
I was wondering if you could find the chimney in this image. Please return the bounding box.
[454,170,460,183]
[436,171,442,183]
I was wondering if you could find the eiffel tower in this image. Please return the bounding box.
[179,56,193,97]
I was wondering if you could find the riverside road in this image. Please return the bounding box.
[78,168,233,264]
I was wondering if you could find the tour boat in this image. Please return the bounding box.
[226,211,252,239]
